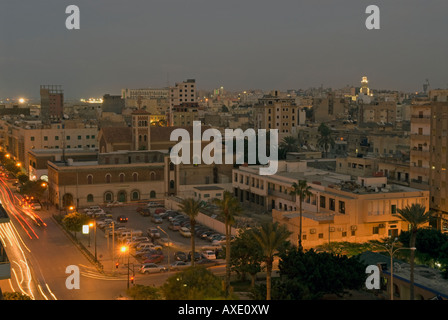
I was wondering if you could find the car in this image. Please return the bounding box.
[154,208,166,215]
[117,215,128,223]
[196,259,219,268]
[151,214,163,224]
[208,234,223,242]
[147,227,161,239]
[84,206,101,213]
[31,202,42,210]
[139,263,166,274]
[97,219,114,229]
[143,254,164,264]
[174,251,188,262]
[106,201,123,207]
[147,202,161,208]
[168,222,181,231]
[179,227,191,238]
[169,261,191,271]
[202,250,217,260]
[156,237,173,247]
[199,231,215,240]
[136,242,162,251]
[188,251,202,262]
[126,236,150,247]
[137,207,151,216]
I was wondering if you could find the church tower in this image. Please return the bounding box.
[131,109,151,151]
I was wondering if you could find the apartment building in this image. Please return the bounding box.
[232,161,429,249]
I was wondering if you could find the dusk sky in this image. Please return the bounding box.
[0,0,447,99]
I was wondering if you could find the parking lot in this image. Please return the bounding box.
[83,202,226,275]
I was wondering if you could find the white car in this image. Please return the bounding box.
[106,201,123,207]
[179,227,192,238]
[202,250,217,260]
[139,263,166,274]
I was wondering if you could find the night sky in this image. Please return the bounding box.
[1,0,447,99]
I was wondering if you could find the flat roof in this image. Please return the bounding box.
[193,186,224,191]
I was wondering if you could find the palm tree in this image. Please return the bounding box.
[179,198,207,267]
[396,203,433,300]
[290,180,312,251]
[317,123,335,158]
[213,191,242,296]
[279,136,299,159]
[250,222,292,300]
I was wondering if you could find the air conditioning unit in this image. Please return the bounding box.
[378,223,385,228]
[329,227,335,232]
[310,228,316,234]
[351,225,357,231]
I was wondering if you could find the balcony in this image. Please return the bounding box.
[411,115,431,124]
[268,189,295,202]
[410,134,430,142]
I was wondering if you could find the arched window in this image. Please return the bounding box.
[150,191,156,199]
[87,194,94,202]
[119,173,125,183]
[133,172,138,182]
[105,174,111,183]
[169,162,175,171]
[104,192,113,203]
[170,180,175,189]
[87,174,93,185]
[150,171,156,181]
[131,190,140,201]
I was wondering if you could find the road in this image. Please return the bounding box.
[0,175,228,300]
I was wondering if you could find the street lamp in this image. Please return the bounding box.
[375,238,416,300]
[89,221,97,260]
[157,226,171,269]
[121,245,130,289]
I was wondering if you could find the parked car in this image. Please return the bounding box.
[126,236,150,247]
[199,231,215,240]
[154,208,166,215]
[168,222,181,231]
[147,202,161,208]
[143,254,164,264]
[174,251,188,262]
[201,250,217,260]
[207,234,223,242]
[169,261,190,271]
[156,237,173,247]
[179,227,191,238]
[139,263,166,274]
[137,207,151,216]
[136,242,162,251]
[147,227,161,239]
[151,215,163,224]
[117,215,128,223]
[196,259,219,268]
[106,201,123,207]
[84,206,101,213]
[188,251,202,262]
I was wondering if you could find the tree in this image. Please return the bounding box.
[277,248,367,300]
[213,191,242,297]
[317,123,335,158]
[161,266,228,300]
[250,222,292,300]
[179,198,207,267]
[62,211,89,239]
[229,228,264,288]
[126,284,161,300]
[279,136,299,160]
[290,180,312,251]
[396,203,433,300]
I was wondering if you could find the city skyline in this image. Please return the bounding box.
[1,0,447,99]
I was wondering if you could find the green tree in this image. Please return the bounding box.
[250,222,292,300]
[229,228,264,288]
[278,248,367,299]
[161,266,228,300]
[317,123,335,158]
[62,211,89,239]
[179,198,207,267]
[396,204,433,300]
[126,284,161,300]
[279,136,299,160]
[213,191,242,297]
[290,180,312,251]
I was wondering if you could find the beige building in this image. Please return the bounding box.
[232,161,429,249]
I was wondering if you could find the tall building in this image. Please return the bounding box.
[410,103,431,190]
[360,76,370,95]
[40,85,64,123]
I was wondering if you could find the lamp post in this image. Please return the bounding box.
[157,226,171,269]
[121,245,130,289]
[89,221,97,261]
[375,238,416,300]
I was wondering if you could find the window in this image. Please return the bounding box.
[320,196,326,208]
[150,191,156,199]
[66,136,70,140]
[329,198,335,211]
[105,174,111,183]
[55,136,59,141]
[339,201,346,214]
[87,194,94,202]
[318,233,324,239]
[87,175,93,184]
[31,136,35,141]
[44,136,48,141]
[391,205,397,214]
[78,136,82,140]
[133,172,138,182]
[104,192,113,202]
[119,173,125,183]
[373,226,379,234]
[91,135,95,139]
[131,191,140,201]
